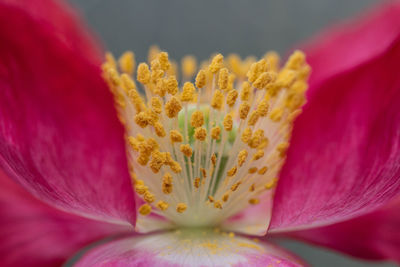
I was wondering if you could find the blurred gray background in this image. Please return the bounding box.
[68,0,396,266]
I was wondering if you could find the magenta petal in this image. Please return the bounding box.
[0,0,135,223]
[0,168,131,267]
[287,197,400,263]
[75,230,306,267]
[271,3,400,231]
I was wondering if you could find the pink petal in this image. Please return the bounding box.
[0,168,131,267]
[75,230,306,267]
[0,0,136,223]
[270,3,400,231]
[286,197,400,263]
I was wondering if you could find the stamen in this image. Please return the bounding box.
[102,49,310,229]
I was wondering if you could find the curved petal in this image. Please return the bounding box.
[0,0,136,223]
[285,197,400,263]
[302,2,400,94]
[0,168,132,267]
[75,230,306,267]
[271,3,400,231]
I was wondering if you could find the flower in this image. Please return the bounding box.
[0,0,400,266]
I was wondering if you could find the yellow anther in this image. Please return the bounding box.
[258,137,269,149]
[265,178,278,190]
[248,111,260,126]
[227,54,243,76]
[257,99,269,117]
[135,182,148,195]
[120,73,135,92]
[270,108,283,122]
[194,177,201,188]
[201,168,207,178]
[195,70,207,88]
[248,167,258,174]
[231,182,241,191]
[169,160,182,173]
[162,173,173,194]
[181,82,195,102]
[264,51,280,71]
[211,126,221,140]
[128,136,140,151]
[209,54,224,73]
[170,130,183,143]
[119,51,136,75]
[241,127,252,144]
[194,127,207,141]
[157,201,169,211]
[136,134,145,142]
[214,201,223,209]
[211,154,217,166]
[249,129,264,148]
[149,150,165,173]
[237,150,248,167]
[181,55,197,78]
[138,204,152,216]
[222,193,229,202]
[277,142,289,157]
[137,63,151,84]
[227,74,236,90]
[253,72,273,89]
[105,52,117,69]
[176,203,187,213]
[258,166,268,175]
[208,196,215,203]
[218,68,229,91]
[226,89,238,107]
[158,51,171,71]
[285,50,305,70]
[165,97,182,118]
[211,89,224,110]
[298,65,311,81]
[227,166,237,177]
[151,97,163,114]
[277,69,297,88]
[223,114,233,131]
[135,111,151,128]
[249,198,260,205]
[127,90,146,113]
[239,102,250,120]
[148,45,160,62]
[240,82,251,101]
[252,149,264,160]
[180,144,193,157]
[154,122,166,137]
[155,78,167,97]
[249,184,255,192]
[144,191,155,203]
[165,75,178,95]
[191,111,204,128]
[103,65,120,87]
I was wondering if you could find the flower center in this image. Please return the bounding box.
[102,47,309,230]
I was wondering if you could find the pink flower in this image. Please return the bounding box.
[0,0,399,266]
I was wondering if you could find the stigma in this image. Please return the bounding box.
[102,47,310,229]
